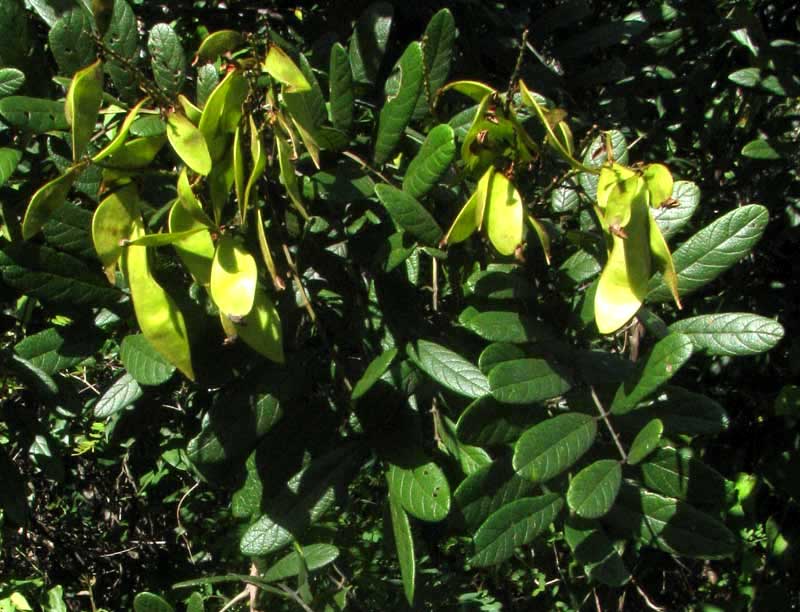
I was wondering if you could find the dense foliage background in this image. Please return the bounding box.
[1,0,798,610]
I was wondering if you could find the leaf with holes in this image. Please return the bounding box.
[513,413,597,483]
[489,358,572,405]
[668,313,784,356]
[103,0,139,101]
[567,459,621,519]
[387,460,450,522]
[413,339,489,399]
[414,8,455,117]
[471,494,563,567]
[147,23,185,99]
[48,9,96,77]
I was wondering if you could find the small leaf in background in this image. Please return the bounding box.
[103,0,140,101]
[349,2,393,85]
[373,42,424,165]
[471,493,563,567]
[94,372,142,418]
[668,313,784,356]
[741,138,780,160]
[196,64,219,107]
[329,42,354,132]
[0,147,21,187]
[566,459,621,518]
[626,419,663,465]
[375,184,443,246]
[489,358,572,404]
[648,204,769,302]
[263,543,340,582]
[0,67,24,97]
[387,460,451,522]
[352,348,398,400]
[413,339,489,399]
[120,334,176,386]
[195,30,244,64]
[513,413,597,483]
[148,24,186,99]
[388,492,415,606]
[14,326,103,375]
[611,333,694,414]
[403,124,455,199]
[456,396,545,447]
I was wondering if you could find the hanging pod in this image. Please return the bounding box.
[484,170,524,256]
[91,183,140,283]
[210,234,258,318]
[66,60,104,162]
[121,216,195,380]
[199,69,249,161]
[224,287,285,363]
[168,200,215,287]
[443,167,492,245]
[165,110,212,176]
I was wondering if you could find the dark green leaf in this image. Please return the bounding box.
[640,447,728,508]
[465,265,536,301]
[567,459,622,518]
[49,9,96,76]
[0,68,25,97]
[148,23,185,99]
[349,2,393,85]
[387,460,451,522]
[611,333,694,414]
[513,413,597,483]
[351,347,398,400]
[14,326,103,375]
[648,205,769,302]
[626,419,663,465]
[471,494,563,567]
[373,42,424,165]
[415,8,456,117]
[565,519,630,587]
[465,311,554,344]
[41,201,95,260]
[4,352,59,403]
[103,0,139,101]
[133,593,174,612]
[94,372,142,418]
[413,339,489,399]
[196,64,219,107]
[403,124,455,199]
[376,185,442,244]
[489,358,572,405]
[456,396,545,447]
[0,147,21,187]
[388,493,415,605]
[329,42,353,133]
[741,138,780,160]
[653,180,700,240]
[119,334,176,386]
[186,593,203,612]
[478,343,526,374]
[263,544,340,582]
[643,386,729,436]
[0,0,31,69]
[0,96,69,132]
[551,178,580,213]
[668,313,784,356]
[0,241,121,306]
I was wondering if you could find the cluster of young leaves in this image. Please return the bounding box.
[0,1,794,610]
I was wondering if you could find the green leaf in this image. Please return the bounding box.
[373,42,424,165]
[103,0,139,101]
[240,445,362,556]
[196,64,219,107]
[414,8,456,118]
[471,494,563,567]
[349,2,393,85]
[402,124,455,199]
[626,419,663,465]
[352,347,398,400]
[478,342,526,374]
[489,358,572,405]
[66,60,104,161]
[565,520,630,587]
[611,333,694,414]
[453,459,538,531]
[263,544,340,582]
[133,593,174,612]
[49,9,96,76]
[262,44,311,92]
[0,0,31,69]
[668,313,784,356]
[456,396,544,447]
[513,413,597,483]
[0,67,25,97]
[641,386,730,436]
[14,326,103,375]
[0,147,21,188]
[653,180,700,240]
[166,111,212,176]
[551,178,580,213]
[567,459,622,519]
[210,235,258,317]
[639,447,728,508]
[328,42,354,133]
[0,240,121,306]
[0,96,69,132]
[387,460,451,522]
[413,339,489,399]
[374,184,442,245]
[728,67,786,95]
[195,30,244,64]
[605,484,737,559]
[94,372,142,418]
[186,593,203,612]
[648,205,769,302]
[465,311,553,345]
[741,138,780,160]
[231,288,284,364]
[388,493,415,606]
[23,165,85,239]
[119,334,176,386]
[148,23,186,99]
[465,265,536,301]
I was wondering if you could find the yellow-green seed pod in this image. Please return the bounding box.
[230,287,284,363]
[242,116,266,222]
[443,166,492,245]
[199,70,248,161]
[92,183,140,282]
[66,60,104,162]
[648,209,681,308]
[177,94,202,124]
[484,170,524,256]
[210,234,258,317]
[176,167,215,228]
[642,163,673,208]
[262,45,310,92]
[168,200,215,287]
[166,110,212,176]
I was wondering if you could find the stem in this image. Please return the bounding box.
[342,150,391,184]
[505,27,529,113]
[589,385,628,462]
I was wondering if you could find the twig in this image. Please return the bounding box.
[590,385,628,462]
[342,150,391,183]
[431,257,439,312]
[281,244,317,323]
[219,589,250,612]
[505,27,530,113]
[176,481,200,564]
[277,584,314,612]
[632,577,666,611]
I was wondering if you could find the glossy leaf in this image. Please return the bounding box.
[626,419,663,465]
[210,235,257,317]
[14,326,102,375]
[567,459,622,518]
[65,60,104,161]
[388,492,415,605]
[513,413,597,483]
[489,358,572,405]
[352,348,399,400]
[444,167,491,245]
[741,138,780,160]
[415,8,456,117]
[456,396,544,447]
[0,67,24,96]
[92,184,139,282]
[148,23,185,98]
[102,0,139,100]
[22,165,84,240]
[329,42,354,132]
[640,447,728,507]
[0,147,21,188]
[403,124,455,199]
[168,200,214,286]
[648,204,769,302]
[94,372,142,418]
[166,111,212,176]
[263,544,340,582]
[465,311,553,344]
[262,44,310,91]
[229,287,284,364]
[133,593,173,612]
[196,64,219,106]
[373,42,424,165]
[611,333,694,414]
[49,9,95,76]
[653,180,700,240]
[122,217,194,380]
[195,30,244,63]
[478,343,526,374]
[92,97,150,162]
[349,2,393,85]
[413,339,489,399]
[471,494,563,567]
[198,69,248,160]
[102,133,167,169]
[387,460,451,522]
[119,334,175,386]
[643,386,730,436]
[484,170,524,256]
[565,520,630,587]
[375,184,442,245]
[668,313,784,356]
[0,96,69,132]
